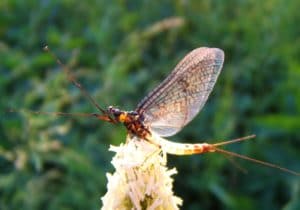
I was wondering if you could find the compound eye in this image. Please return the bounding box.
[129,111,138,115]
[108,106,118,114]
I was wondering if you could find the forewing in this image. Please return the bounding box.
[136,47,224,137]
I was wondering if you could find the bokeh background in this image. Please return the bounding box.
[1,0,300,210]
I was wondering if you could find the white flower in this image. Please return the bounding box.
[101,135,182,210]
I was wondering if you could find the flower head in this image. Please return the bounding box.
[101,135,182,210]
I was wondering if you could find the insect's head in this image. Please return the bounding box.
[107,106,127,123]
[107,106,120,115]
[107,106,140,123]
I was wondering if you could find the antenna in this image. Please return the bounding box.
[43,46,110,117]
[7,46,116,124]
[43,45,117,123]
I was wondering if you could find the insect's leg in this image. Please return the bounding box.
[7,108,114,123]
[141,147,164,168]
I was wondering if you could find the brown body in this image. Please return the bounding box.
[111,109,151,139]
[109,108,216,155]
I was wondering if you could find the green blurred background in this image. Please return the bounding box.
[1,0,300,209]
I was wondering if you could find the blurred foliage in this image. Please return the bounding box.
[1,0,300,210]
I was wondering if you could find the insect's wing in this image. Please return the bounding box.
[136,47,224,137]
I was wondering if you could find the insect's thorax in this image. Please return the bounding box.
[108,106,150,138]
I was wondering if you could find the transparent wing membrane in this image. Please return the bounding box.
[137,47,224,137]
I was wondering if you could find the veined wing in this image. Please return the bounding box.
[136,47,224,137]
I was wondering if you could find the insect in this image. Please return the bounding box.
[17,46,299,176]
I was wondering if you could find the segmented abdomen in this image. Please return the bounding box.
[146,132,215,155]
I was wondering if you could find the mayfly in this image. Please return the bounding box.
[18,46,299,176]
